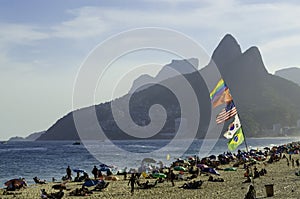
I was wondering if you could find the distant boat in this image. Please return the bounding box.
[72,141,81,145]
[1,141,7,144]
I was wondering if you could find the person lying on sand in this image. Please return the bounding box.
[137,180,158,189]
[33,177,47,184]
[52,182,69,190]
[208,176,224,182]
[69,187,93,196]
[41,189,64,199]
[179,180,203,189]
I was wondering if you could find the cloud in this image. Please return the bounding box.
[51,7,109,39]
[0,23,49,47]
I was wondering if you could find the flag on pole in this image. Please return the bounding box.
[216,100,237,124]
[212,88,233,108]
[210,78,245,151]
[223,114,241,139]
[210,79,226,101]
[210,78,233,108]
[227,127,244,151]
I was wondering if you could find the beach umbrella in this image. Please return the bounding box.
[209,155,216,160]
[201,168,220,176]
[197,164,208,169]
[4,179,23,187]
[99,167,110,171]
[83,180,99,187]
[100,164,109,168]
[174,166,186,171]
[73,169,85,173]
[152,173,167,178]
[99,164,111,171]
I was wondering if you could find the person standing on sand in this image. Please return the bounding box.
[66,166,72,180]
[170,170,175,186]
[128,173,136,195]
[92,166,98,179]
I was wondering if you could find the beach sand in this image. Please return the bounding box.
[1,155,300,199]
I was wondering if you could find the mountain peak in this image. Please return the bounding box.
[211,34,242,67]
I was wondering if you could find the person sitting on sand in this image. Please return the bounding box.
[74,172,81,182]
[81,172,90,182]
[253,167,260,179]
[244,184,256,199]
[244,168,250,178]
[157,177,164,183]
[40,189,49,199]
[20,178,27,188]
[93,180,110,191]
[107,169,113,176]
[97,170,103,180]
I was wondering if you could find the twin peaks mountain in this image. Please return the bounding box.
[37,34,300,141]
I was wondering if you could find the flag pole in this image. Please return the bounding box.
[240,121,255,187]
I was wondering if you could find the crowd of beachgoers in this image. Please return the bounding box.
[2,141,300,198]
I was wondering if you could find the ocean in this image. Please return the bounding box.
[0,137,299,187]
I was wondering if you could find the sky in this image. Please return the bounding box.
[1,0,300,140]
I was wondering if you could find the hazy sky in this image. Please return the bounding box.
[1,0,300,140]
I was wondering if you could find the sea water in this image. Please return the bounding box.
[0,137,298,187]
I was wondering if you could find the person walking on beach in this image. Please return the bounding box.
[92,166,98,179]
[128,173,136,195]
[170,170,175,186]
[66,166,72,180]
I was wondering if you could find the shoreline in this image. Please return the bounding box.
[3,135,300,143]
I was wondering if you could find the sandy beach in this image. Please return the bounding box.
[1,152,300,199]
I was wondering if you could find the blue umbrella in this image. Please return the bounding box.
[73,169,85,173]
[201,167,220,175]
[99,164,111,171]
[83,180,99,187]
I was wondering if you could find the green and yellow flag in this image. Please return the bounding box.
[227,127,244,151]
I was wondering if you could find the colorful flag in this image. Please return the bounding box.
[216,101,237,124]
[227,127,244,151]
[210,78,245,151]
[210,79,226,101]
[223,114,241,139]
[212,88,233,108]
